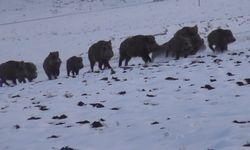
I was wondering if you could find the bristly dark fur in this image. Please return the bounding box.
[208,28,236,52]
[66,56,83,76]
[119,35,160,66]
[0,60,27,86]
[43,51,62,80]
[88,40,114,72]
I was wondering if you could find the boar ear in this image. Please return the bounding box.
[146,35,154,42]
[226,30,234,37]
[108,40,112,45]
[49,52,54,57]
[55,51,59,57]
[19,61,25,67]
[193,25,198,33]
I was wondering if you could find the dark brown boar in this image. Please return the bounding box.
[88,40,114,72]
[174,25,205,55]
[174,25,199,37]
[43,51,62,80]
[151,41,171,61]
[23,62,37,82]
[66,56,84,77]
[165,36,193,59]
[0,60,27,86]
[208,28,236,52]
[119,35,160,66]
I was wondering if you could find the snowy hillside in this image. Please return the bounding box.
[1,0,250,150]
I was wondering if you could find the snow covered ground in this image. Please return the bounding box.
[0,0,250,149]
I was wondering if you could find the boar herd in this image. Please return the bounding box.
[0,26,236,87]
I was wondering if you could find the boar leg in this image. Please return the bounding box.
[141,54,151,63]
[165,50,169,57]
[67,69,70,76]
[90,61,95,72]
[46,73,52,80]
[209,43,215,51]
[220,44,228,51]
[119,56,125,67]
[55,69,60,76]
[12,79,17,85]
[18,78,23,83]
[19,78,26,83]
[175,52,180,60]
[147,55,152,62]
[125,57,131,66]
[53,73,57,79]
[215,44,225,52]
[2,79,10,86]
[104,61,112,70]
[76,70,79,75]
[98,62,104,70]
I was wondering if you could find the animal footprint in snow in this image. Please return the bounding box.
[236,81,247,86]
[100,77,108,81]
[110,107,120,110]
[14,124,20,129]
[232,120,250,124]
[43,92,57,98]
[118,91,126,95]
[60,146,75,150]
[146,94,156,97]
[213,59,222,64]
[52,114,67,120]
[76,120,90,125]
[112,76,120,81]
[35,105,49,111]
[27,116,41,120]
[77,101,86,106]
[210,79,216,82]
[151,121,159,125]
[10,95,20,98]
[201,84,215,90]
[64,92,73,98]
[91,121,103,128]
[90,103,104,108]
[47,135,60,139]
[165,77,178,80]
[227,72,234,76]
[243,143,250,147]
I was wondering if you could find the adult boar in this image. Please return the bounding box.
[208,28,236,52]
[174,25,205,55]
[165,36,193,59]
[119,35,159,66]
[88,40,114,72]
[43,51,62,80]
[0,61,26,86]
[66,56,84,77]
[23,62,37,82]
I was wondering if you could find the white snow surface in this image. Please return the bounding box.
[1,0,250,149]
